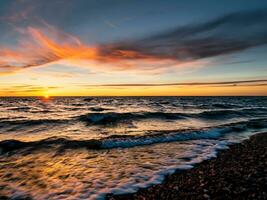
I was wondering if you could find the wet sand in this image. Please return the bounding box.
[107,132,267,200]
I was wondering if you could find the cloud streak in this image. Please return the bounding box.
[0,84,60,94]
[84,79,267,87]
[100,9,267,61]
[0,9,267,75]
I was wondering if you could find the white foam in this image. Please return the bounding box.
[101,129,222,149]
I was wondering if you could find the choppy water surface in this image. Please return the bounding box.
[0,97,266,199]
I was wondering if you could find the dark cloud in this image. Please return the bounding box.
[99,9,267,61]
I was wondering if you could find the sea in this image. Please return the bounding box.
[0,96,266,200]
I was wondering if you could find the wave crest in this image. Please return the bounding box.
[1,118,266,154]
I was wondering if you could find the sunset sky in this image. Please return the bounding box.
[0,0,267,96]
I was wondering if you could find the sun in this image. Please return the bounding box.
[44,95,50,99]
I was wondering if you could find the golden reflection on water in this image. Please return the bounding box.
[0,140,217,199]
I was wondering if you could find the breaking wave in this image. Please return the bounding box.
[1,118,266,154]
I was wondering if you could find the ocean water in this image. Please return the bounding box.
[0,96,266,199]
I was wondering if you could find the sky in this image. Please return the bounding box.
[0,0,267,96]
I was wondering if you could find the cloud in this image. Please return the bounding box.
[0,24,203,74]
[0,25,98,74]
[0,84,61,94]
[0,9,267,75]
[84,79,267,87]
[99,9,267,61]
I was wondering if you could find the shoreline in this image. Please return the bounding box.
[107,132,267,200]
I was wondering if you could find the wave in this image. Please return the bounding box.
[0,116,26,121]
[0,118,68,129]
[83,97,94,101]
[0,137,102,154]
[100,129,222,149]
[77,108,263,125]
[241,107,267,116]
[1,118,266,154]
[196,103,241,109]
[7,106,57,113]
[29,110,54,113]
[7,106,32,111]
[71,103,85,106]
[78,112,185,125]
[0,107,265,129]
[192,110,244,119]
[212,103,239,109]
[89,107,112,112]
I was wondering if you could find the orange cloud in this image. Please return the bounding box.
[0,23,203,75]
[0,26,96,73]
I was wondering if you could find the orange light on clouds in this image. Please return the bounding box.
[0,22,201,76]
